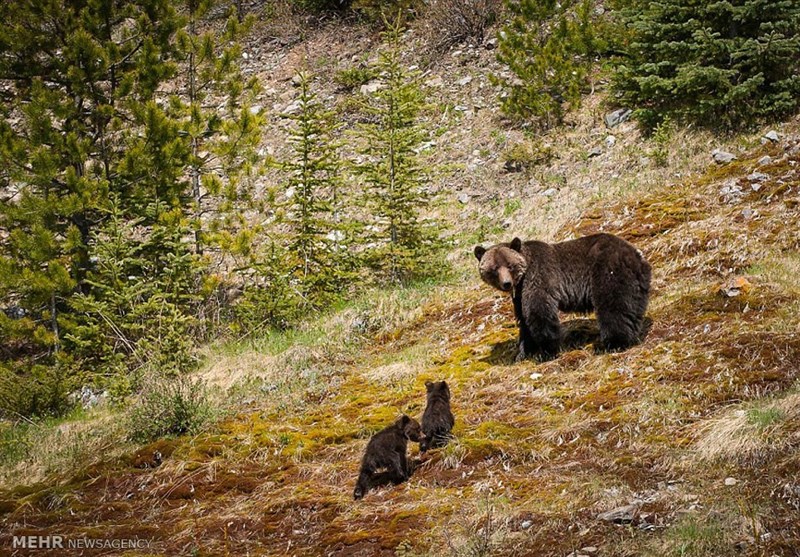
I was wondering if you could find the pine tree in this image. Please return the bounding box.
[355,21,441,284]
[0,0,261,414]
[281,71,353,307]
[614,0,800,129]
[174,0,263,257]
[493,0,606,126]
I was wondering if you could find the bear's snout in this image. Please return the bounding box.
[501,280,512,291]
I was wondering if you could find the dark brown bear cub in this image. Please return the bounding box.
[420,381,455,452]
[474,233,651,361]
[353,415,424,500]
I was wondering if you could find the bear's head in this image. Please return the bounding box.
[425,380,450,402]
[397,415,424,443]
[473,238,528,293]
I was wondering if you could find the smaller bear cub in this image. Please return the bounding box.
[353,415,424,500]
[420,381,455,452]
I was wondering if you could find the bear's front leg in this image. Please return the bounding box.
[519,297,561,361]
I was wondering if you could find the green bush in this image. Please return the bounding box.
[493,0,609,126]
[613,0,800,130]
[127,373,214,443]
[334,66,377,90]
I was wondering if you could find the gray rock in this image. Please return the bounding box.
[249,105,263,115]
[588,146,603,158]
[747,172,768,182]
[541,188,558,197]
[282,100,302,115]
[604,108,632,128]
[712,149,737,164]
[605,135,617,147]
[762,130,780,143]
[457,76,473,86]
[425,76,444,88]
[598,503,640,524]
[454,105,469,112]
[757,155,773,166]
[724,477,739,486]
[741,208,755,220]
[360,81,384,95]
[291,74,303,87]
[484,37,498,50]
[457,192,470,204]
[521,520,532,529]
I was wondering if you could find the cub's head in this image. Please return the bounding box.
[425,380,451,402]
[397,415,424,443]
[473,238,527,293]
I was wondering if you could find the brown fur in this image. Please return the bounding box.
[353,415,424,500]
[474,234,651,361]
[420,381,455,452]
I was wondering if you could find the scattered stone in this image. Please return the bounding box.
[242,51,249,60]
[605,135,617,147]
[425,76,444,88]
[762,130,780,143]
[757,155,773,166]
[454,105,469,112]
[598,503,640,524]
[529,373,543,380]
[360,81,384,95]
[249,105,263,115]
[719,180,743,202]
[282,100,302,115]
[604,108,632,128]
[747,171,769,182]
[521,520,532,529]
[581,547,598,554]
[451,50,463,58]
[741,208,756,220]
[502,218,512,229]
[484,37,498,50]
[724,477,739,486]
[718,277,752,298]
[457,76,473,86]
[457,192,471,204]
[541,188,558,197]
[291,73,302,87]
[712,149,737,164]
[588,146,603,158]
[751,183,763,192]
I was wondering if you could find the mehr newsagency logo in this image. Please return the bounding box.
[12,535,151,551]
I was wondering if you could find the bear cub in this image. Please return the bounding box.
[420,381,455,452]
[474,233,651,361]
[353,415,424,500]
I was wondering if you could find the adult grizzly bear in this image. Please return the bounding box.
[474,233,651,361]
[420,381,455,452]
[353,415,424,500]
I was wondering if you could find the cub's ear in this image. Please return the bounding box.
[474,245,486,261]
[399,415,410,425]
[425,381,433,391]
[510,237,522,252]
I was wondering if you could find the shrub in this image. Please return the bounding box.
[613,0,800,130]
[493,0,609,126]
[502,139,554,171]
[419,0,502,54]
[127,373,214,443]
[334,66,377,90]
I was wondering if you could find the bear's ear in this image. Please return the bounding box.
[425,381,433,391]
[510,237,522,252]
[474,245,486,261]
[399,415,410,426]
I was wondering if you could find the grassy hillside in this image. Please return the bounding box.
[2,14,800,557]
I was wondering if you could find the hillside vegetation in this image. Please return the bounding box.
[2,2,800,556]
